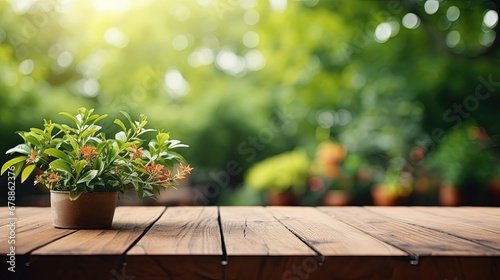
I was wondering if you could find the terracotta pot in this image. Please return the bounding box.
[267,190,297,206]
[371,185,401,206]
[489,179,500,205]
[439,183,461,206]
[51,191,118,229]
[323,190,351,206]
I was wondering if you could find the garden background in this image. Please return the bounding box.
[0,0,499,206]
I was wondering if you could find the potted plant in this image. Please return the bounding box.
[371,159,412,206]
[1,107,192,228]
[425,125,494,206]
[245,149,310,206]
[312,141,350,206]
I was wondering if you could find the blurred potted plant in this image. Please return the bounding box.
[426,125,493,206]
[245,148,310,206]
[1,107,192,228]
[312,141,352,206]
[371,159,412,206]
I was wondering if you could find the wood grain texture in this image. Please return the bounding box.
[313,256,500,280]
[32,206,165,255]
[318,207,500,256]
[128,206,221,255]
[0,207,75,255]
[267,206,406,256]
[220,206,315,256]
[368,207,500,252]
[224,256,321,280]
[28,255,123,280]
[464,207,500,217]
[3,206,500,280]
[0,207,48,226]
[127,255,222,280]
[414,207,500,233]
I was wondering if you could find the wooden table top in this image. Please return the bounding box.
[1,206,499,280]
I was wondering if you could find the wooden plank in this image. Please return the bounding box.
[126,207,222,279]
[318,207,500,256]
[128,206,221,255]
[220,206,315,256]
[0,207,51,226]
[127,256,222,280]
[0,207,75,255]
[28,256,123,280]
[0,208,51,233]
[267,206,406,256]
[464,207,500,217]
[32,206,165,255]
[368,207,500,252]
[414,207,500,234]
[224,256,322,280]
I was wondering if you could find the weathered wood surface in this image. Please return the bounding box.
[1,206,499,280]
[367,206,500,251]
[127,206,223,280]
[32,206,165,255]
[268,206,406,256]
[0,207,75,255]
[128,206,221,255]
[220,206,315,256]
[318,207,500,257]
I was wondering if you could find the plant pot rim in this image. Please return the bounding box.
[50,190,118,194]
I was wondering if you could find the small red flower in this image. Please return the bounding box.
[48,172,59,183]
[130,144,143,159]
[26,150,37,164]
[159,169,171,182]
[144,162,164,174]
[179,163,193,175]
[80,145,98,159]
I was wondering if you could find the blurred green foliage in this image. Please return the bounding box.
[245,148,310,194]
[0,0,499,205]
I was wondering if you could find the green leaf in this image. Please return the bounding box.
[50,159,72,173]
[21,164,36,183]
[114,119,127,132]
[44,121,55,135]
[77,170,98,184]
[1,156,27,175]
[59,111,80,125]
[66,135,80,154]
[94,157,104,173]
[137,185,144,199]
[156,132,170,145]
[74,160,87,178]
[30,128,45,135]
[120,110,133,125]
[91,114,108,125]
[69,191,81,201]
[162,151,187,164]
[59,124,78,134]
[79,125,101,140]
[5,144,31,155]
[25,135,42,147]
[13,161,24,178]
[44,148,71,162]
[168,139,189,149]
[120,111,138,133]
[115,131,127,142]
[120,141,139,151]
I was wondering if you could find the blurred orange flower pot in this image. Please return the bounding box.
[439,183,461,206]
[323,190,352,206]
[267,190,298,206]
